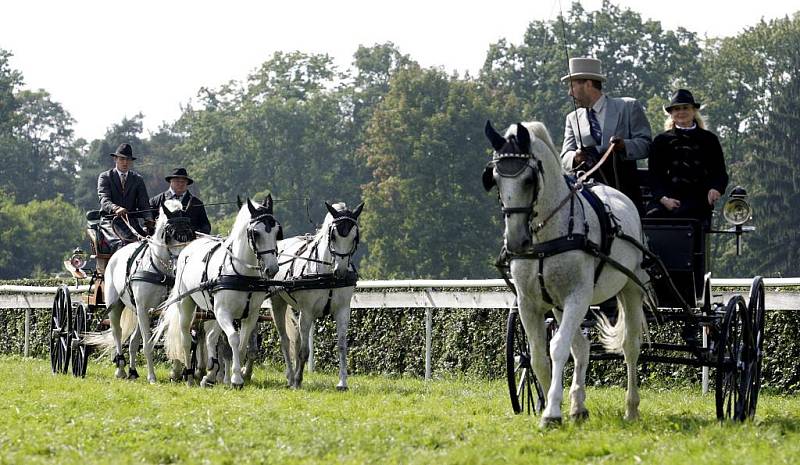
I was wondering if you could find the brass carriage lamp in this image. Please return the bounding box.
[69,248,87,270]
[722,186,753,255]
[723,186,752,226]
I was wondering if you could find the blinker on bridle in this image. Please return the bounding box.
[488,152,543,217]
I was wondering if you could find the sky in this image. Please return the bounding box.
[1,0,796,142]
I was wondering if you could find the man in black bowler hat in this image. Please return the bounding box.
[149,167,211,234]
[97,143,153,251]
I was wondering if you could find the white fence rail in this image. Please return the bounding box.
[2,279,799,379]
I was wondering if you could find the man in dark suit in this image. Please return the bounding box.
[149,168,211,235]
[97,143,153,251]
[559,57,652,211]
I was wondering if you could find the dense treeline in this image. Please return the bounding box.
[0,2,798,279]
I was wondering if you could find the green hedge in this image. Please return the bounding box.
[3,279,799,392]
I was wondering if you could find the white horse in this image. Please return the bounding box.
[483,121,651,426]
[155,196,281,388]
[270,201,363,390]
[84,199,193,383]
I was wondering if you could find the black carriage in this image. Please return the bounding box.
[49,210,112,378]
[505,186,762,422]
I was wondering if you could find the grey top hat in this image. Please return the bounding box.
[560,57,607,83]
[109,143,136,160]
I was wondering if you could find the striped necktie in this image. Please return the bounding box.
[120,173,127,191]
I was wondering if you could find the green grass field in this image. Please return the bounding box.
[1,355,798,465]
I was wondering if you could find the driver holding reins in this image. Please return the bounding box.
[559,57,652,213]
[97,143,154,252]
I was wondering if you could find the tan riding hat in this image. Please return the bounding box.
[560,57,607,83]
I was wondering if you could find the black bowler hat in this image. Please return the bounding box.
[165,167,194,185]
[109,143,136,160]
[664,89,701,112]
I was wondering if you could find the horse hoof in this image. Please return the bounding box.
[115,369,127,380]
[570,410,590,422]
[624,412,640,421]
[540,416,562,428]
[200,377,215,388]
[232,383,244,390]
[336,385,349,392]
[148,378,157,385]
[186,378,195,387]
[127,369,139,380]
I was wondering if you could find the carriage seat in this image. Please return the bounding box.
[642,218,706,308]
[85,210,113,272]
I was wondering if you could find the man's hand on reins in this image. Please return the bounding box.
[609,136,625,153]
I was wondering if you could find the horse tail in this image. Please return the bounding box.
[596,301,627,355]
[152,302,186,362]
[82,307,137,351]
[285,306,299,362]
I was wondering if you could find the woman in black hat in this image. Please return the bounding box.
[646,89,729,226]
[149,168,211,234]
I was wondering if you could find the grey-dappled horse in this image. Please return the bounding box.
[155,196,281,388]
[483,121,651,426]
[84,199,194,383]
[270,201,363,390]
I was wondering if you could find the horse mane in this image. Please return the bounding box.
[314,202,348,242]
[504,121,560,167]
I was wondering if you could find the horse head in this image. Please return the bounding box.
[324,201,363,279]
[483,120,544,253]
[156,199,196,259]
[236,194,281,278]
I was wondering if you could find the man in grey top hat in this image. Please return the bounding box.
[560,57,652,210]
[97,143,153,251]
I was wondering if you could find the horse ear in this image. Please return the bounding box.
[515,123,531,154]
[237,195,243,209]
[263,194,274,214]
[485,120,506,151]
[247,197,258,216]
[325,201,339,217]
[160,201,173,219]
[482,165,496,191]
[352,202,364,220]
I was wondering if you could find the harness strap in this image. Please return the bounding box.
[124,241,150,309]
[202,242,223,309]
[322,288,334,317]
[130,270,175,287]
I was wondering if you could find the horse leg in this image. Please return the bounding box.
[242,329,259,382]
[292,311,315,389]
[235,311,260,386]
[215,312,244,388]
[270,298,295,388]
[542,294,591,427]
[619,283,645,421]
[107,301,127,379]
[568,329,590,421]
[201,321,222,388]
[517,298,552,401]
[177,298,196,386]
[135,304,157,384]
[333,303,351,391]
[127,325,142,380]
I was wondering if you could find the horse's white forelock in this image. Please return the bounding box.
[504,121,560,167]
[155,198,185,229]
[315,202,347,241]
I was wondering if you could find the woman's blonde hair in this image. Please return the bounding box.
[664,109,706,131]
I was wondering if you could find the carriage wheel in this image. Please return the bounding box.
[506,310,545,415]
[50,286,72,374]
[746,277,766,419]
[715,295,758,421]
[70,304,91,378]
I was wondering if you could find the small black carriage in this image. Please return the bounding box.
[505,185,762,421]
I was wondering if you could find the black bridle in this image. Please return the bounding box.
[246,212,282,263]
[485,152,544,229]
[328,216,360,260]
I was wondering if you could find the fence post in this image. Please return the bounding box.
[23,295,32,358]
[424,288,435,381]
